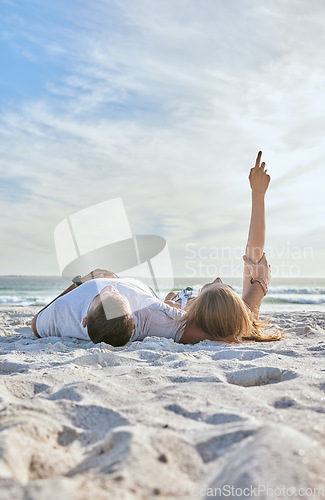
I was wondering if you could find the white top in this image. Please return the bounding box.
[36,277,186,343]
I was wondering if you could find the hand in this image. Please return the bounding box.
[164,291,181,302]
[249,151,270,195]
[243,253,271,285]
[81,269,119,283]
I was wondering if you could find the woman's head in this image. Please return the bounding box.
[185,283,251,342]
[182,282,283,342]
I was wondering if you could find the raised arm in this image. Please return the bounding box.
[242,151,270,298]
[242,253,271,319]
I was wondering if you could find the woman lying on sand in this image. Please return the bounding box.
[164,150,282,343]
[32,151,282,346]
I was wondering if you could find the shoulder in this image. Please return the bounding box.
[150,300,186,319]
[68,280,103,300]
[118,277,153,291]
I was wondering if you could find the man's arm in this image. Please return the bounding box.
[31,283,77,337]
[31,268,119,337]
[242,151,270,298]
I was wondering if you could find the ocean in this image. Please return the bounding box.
[0,276,325,313]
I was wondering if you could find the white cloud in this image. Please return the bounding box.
[0,0,324,276]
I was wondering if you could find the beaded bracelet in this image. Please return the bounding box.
[258,277,269,291]
[250,277,268,295]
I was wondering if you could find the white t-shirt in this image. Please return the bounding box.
[36,277,186,343]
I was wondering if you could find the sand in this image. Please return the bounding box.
[0,305,324,499]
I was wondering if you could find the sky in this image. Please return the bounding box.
[0,0,324,279]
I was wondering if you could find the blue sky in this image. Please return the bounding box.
[0,0,324,278]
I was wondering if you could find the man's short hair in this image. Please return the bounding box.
[87,294,134,347]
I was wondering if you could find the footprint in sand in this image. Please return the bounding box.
[0,361,28,374]
[273,396,296,408]
[165,403,203,421]
[205,413,244,425]
[48,387,83,402]
[274,349,297,357]
[3,379,50,399]
[212,350,267,361]
[67,404,128,432]
[307,345,325,354]
[226,367,297,387]
[57,426,80,446]
[168,375,221,384]
[196,429,256,463]
[67,429,132,476]
[165,404,244,426]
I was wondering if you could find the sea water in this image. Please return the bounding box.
[0,276,324,313]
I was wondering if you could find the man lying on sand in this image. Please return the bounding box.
[31,151,283,347]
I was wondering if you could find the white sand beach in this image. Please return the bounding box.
[0,305,324,499]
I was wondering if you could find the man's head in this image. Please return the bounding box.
[83,286,134,347]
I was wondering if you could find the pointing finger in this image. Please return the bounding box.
[255,150,262,169]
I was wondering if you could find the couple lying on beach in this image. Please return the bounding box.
[31,151,283,346]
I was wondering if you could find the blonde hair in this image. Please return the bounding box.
[179,285,283,342]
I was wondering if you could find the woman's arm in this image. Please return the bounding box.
[164,291,181,302]
[164,291,182,309]
[242,253,271,319]
[242,151,270,298]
